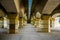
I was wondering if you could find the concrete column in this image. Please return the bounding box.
[50,17,52,28]
[35,12,41,28]
[31,17,33,25]
[50,17,55,28]
[15,14,19,33]
[19,17,24,28]
[31,17,34,25]
[0,18,4,28]
[8,14,17,34]
[23,17,27,26]
[35,18,40,28]
[2,18,4,28]
[23,14,27,26]
[32,16,36,25]
[40,14,50,32]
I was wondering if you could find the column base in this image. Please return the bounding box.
[9,24,15,34]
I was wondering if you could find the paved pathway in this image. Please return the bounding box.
[0,24,60,40]
[20,24,60,40]
[20,24,38,40]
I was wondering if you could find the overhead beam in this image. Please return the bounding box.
[1,0,17,12]
[14,0,20,13]
[42,0,60,14]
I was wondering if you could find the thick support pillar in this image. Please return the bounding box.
[31,17,33,25]
[23,18,27,26]
[31,16,36,25]
[50,17,52,28]
[40,14,50,32]
[50,17,55,28]
[15,14,19,33]
[19,17,24,28]
[35,18,40,28]
[0,18,4,28]
[8,14,17,34]
[33,16,36,25]
[35,12,41,28]
[2,18,4,28]
[22,14,27,26]
[9,18,15,33]
[35,18,41,29]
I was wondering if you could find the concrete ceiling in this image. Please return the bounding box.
[0,0,28,13]
[31,0,48,16]
[31,0,60,17]
[0,0,60,17]
[0,0,17,12]
[42,0,60,14]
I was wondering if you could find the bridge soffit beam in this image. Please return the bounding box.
[42,0,60,14]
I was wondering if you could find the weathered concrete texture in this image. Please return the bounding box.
[0,24,60,40]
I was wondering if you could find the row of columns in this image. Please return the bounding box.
[0,13,27,34]
[8,14,17,33]
[8,14,27,34]
[31,14,55,32]
[0,14,55,33]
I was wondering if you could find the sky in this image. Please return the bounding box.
[28,0,32,19]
